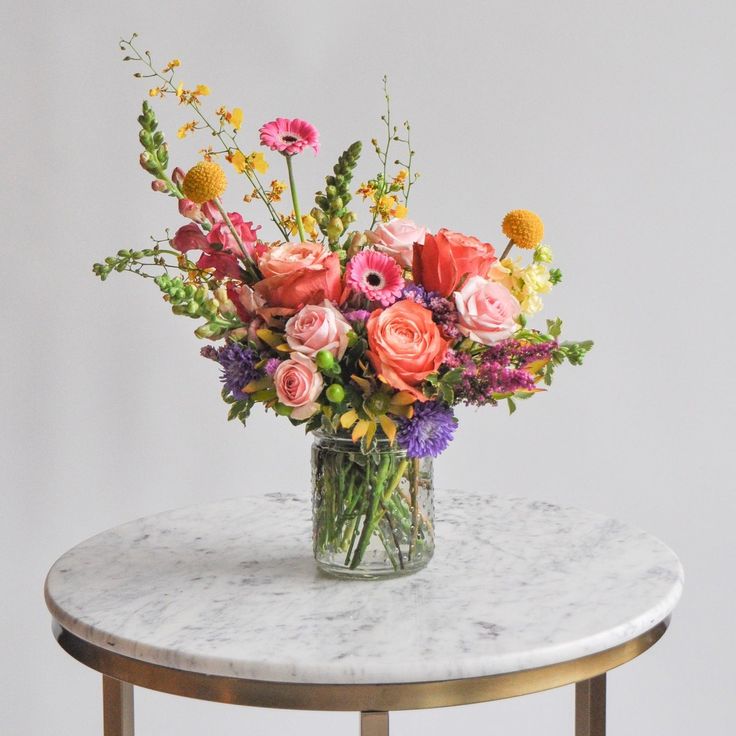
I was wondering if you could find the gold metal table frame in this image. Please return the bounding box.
[52,617,669,736]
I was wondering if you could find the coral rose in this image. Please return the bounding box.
[366,218,426,269]
[454,276,521,345]
[412,228,497,297]
[285,300,351,360]
[255,242,342,311]
[274,354,324,420]
[366,300,448,400]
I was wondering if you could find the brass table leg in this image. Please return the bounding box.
[102,675,134,736]
[361,710,389,736]
[575,673,606,736]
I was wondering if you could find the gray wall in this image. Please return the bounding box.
[3,0,733,733]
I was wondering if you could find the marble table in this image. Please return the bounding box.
[44,492,683,735]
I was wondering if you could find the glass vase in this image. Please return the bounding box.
[311,432,434,579]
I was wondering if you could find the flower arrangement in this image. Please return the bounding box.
[94,35,592,577]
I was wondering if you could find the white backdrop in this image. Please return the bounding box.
[2,1,734,734]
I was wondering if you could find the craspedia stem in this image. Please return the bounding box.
[500,239,514,260]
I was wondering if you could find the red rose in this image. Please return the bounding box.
[412,228,497,297]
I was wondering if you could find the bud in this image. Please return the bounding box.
[151,179,168,192]
[325,185,338,198]
[172,167,186,187]
[346,232,367,258]
[534,244,553,263]
[315,350,335,371]
[326,217,344,241]
[326,384,345,403]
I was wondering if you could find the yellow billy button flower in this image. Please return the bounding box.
[502,209,545,250]
[182,160,228,204]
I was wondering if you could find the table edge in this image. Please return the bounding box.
[51,617,670,711]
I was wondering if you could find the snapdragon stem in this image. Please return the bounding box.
[500,239,514,260]
[285,154,307,242]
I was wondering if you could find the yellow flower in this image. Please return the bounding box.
[339,390,415,447]
[194,84,210,96]
[249,151,268,174]
[229,107,243,131]
[520,292,544,316]
[162,59,181,73]
[522,263,552,294]
[175,82,184,99]
[502,209,545,250]
[268,179,287,202]
[148,87,162,97]
[393,169,408,184]
[302,214,319,240]
[534,244,553,263]
[182,160,227,204]
[393,204,408,218]
[356,182,376,200]
[229,151,269,175]
[177,121,197,139]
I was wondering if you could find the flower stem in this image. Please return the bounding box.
[285,154,307,242]
[212,198,250,262]
[409,458,420,561]
[500,239,514,260]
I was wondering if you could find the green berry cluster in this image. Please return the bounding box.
[312,141,362,248]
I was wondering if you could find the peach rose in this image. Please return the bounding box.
[412,228,497,297]
[273,353,324,420]
[285,300,351,359]
[454,276,521,345]
[255,242,342,311]
[366,300,448,400]
[366,218,426,269]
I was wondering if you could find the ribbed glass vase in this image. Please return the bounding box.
[311,432,434,579]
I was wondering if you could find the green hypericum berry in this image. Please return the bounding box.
[326,384,345,403]
[315,350,335,371]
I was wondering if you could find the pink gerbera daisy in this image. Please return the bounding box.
[345,250,405,306]
[259,117,320,156]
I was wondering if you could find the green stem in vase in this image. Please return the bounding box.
[381,503,405,570]
[409,458,421,561]
[349,453,392,570]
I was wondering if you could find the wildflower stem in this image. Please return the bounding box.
[500,239,514,260]
[285,154,307,242]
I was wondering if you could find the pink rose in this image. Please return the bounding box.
[256,242,342,311]
[207,212,260,257]
[274,354,324,420]
[454,276,521,345]
[258,241,330,278]
[366,218,426,268]
[285,300,351,359]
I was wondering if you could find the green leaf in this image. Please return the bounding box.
[507,397,517,415]
[546,317,563,338]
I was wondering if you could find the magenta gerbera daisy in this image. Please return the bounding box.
[258,117,320,156]
[345,250,405,306]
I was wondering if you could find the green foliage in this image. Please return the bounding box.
[549,268,563,285]
[220,387,253,426]
[544,339,595,385]
[312,141,362,248]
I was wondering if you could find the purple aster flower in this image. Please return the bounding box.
[397,401,457,458]
[208,342,261,400]
[342,309,372,324]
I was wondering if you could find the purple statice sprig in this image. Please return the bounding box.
[402,284,460,340]
[396,400,457,458]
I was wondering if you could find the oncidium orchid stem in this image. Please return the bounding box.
[285,154,307,242]
[500,239,514,260]
[212,198,251,263]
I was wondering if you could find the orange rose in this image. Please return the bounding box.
[366,300,448,400]
[412,228,497,297]
[255,242,342,311]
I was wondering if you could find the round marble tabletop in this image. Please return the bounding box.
[45,492,683,686]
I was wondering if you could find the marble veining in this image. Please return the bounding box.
[44,492,683,684]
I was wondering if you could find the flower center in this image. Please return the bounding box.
[281,134,299,143]
[365,271,384,288]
